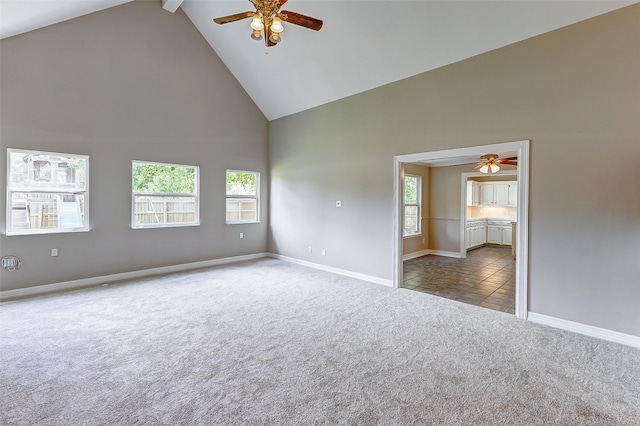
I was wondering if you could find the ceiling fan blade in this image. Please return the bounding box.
[500,157,518,165]
[280,10,323,31]
[213,11,254,25]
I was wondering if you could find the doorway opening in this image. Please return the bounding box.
[392,140,529,319]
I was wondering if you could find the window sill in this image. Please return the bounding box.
[6,227,90,236]
[132,222,200,230]
[403,233,423,239]
[226,220,260,225]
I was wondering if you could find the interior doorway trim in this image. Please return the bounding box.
[392,140,530,319]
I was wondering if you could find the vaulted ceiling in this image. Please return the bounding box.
[1,0,636,120]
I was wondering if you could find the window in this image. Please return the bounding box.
[132,161,199,228]
[6,148,89,235]
[226,170,259,224]
[403,174,421,237]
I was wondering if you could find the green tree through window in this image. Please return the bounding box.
[226,171,256,195]
[132,163,195,194]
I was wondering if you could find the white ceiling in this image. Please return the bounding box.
[0,0,133,39]
[1,0,636,121]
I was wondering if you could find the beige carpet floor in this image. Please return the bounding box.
[1,258,639,425]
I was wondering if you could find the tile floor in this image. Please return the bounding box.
[402,246,515,314]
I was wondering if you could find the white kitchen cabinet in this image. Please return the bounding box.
[494,183,510,205]
[466,181,481,206]
[470,219,513,248]
[478,224,487,245]
[508,183,518,206]
[502,225,513,245]
[481,181,517,207]
[481,184,495,205]
[472,225,486,247]
[465,219,487,250]
[487,220,513,246]
[487,225,502,244]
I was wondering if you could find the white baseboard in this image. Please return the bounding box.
[403,249,462,261]
[0,253,270,301]
[528,312,640,349]
[403,249,430,261]
[269,254,393,287]
[429,250,462,259]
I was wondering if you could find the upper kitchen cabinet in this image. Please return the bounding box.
[481,181,517,206]
[466,181,481,206]
[508,182,518,206]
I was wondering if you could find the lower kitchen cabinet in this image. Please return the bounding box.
[502,225,513,245]
[466,219,487,249]
[487,225,502,244]
[467,219,515,249]
[487,220,513,246]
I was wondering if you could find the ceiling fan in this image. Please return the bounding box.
[475,154,518,174]
[213,0,323,48]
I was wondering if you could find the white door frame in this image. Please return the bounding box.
[392,140,530,319]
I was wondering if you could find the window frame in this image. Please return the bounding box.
[225,169,260,225]
[403,174,422,238]
[6,148,90,236]
[131,160,200,229]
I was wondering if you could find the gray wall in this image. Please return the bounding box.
[269,5,640,336]
[0,1,269,291]
[428,164,469,253]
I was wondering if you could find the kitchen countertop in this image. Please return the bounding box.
[467,217,517,223]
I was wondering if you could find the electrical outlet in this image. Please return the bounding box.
[308,246,312,254]
[322,249,326,256]
[240,233,244,239]
[51,248,58,257]
[422,238,425,244]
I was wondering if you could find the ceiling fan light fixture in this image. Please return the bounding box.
[476,154,502,174]
[270,16,284,33]
[269,33,281,43]
[250,13,264,30]
[251,29,263,40]
[213,2,322,51]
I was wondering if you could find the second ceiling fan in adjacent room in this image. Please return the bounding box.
[475,154,518,174]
